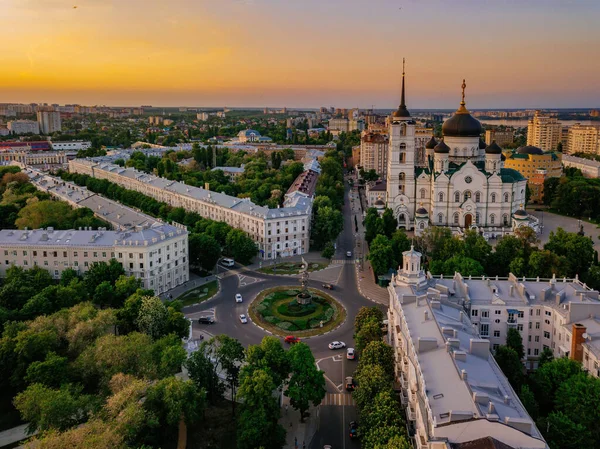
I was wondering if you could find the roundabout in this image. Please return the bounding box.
[249,286,346,337]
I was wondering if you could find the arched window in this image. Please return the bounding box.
[463,148,467,157]
[493,162,497,171]
[475,192,481,203]
[453,212,459,224]
[491,193,496,203]
[398,172,405,181]
[438,213,443,224]
[454,191,460,203]
[399,152,405,163]
[504,192,509,203]
[438,192,444,202]
[476,212,480,224]
[512,191,515,200]
[503,214,509,225]
[399,213,406,223]
[490,214,496,225]
[400,123,407,136]
[464,190,472,202]
[400,143,407,150]
[472,148,476,156]
[420,188,426,199]
[419,222,425,229]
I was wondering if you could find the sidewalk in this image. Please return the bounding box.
[0,423,34,448]
[244,251,330,273]
[159,273,217,300]
[280,396,318,449]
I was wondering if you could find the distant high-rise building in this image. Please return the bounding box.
[485,129,515,146]
[526,110,562,151]
[8,120,40,135]
[360,131,389,174]
[37,111,61,134]
[197,112,209,121]
[328,118,349,132]
[567,124,600,154]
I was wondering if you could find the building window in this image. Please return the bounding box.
[420,189,426,199]
[493,330,501,338]
[534,348,539,356]
[503,214,509,226]
[491,193,496,203]
[490,214,495,225]
[545,319,550,325]
[535,336,540,342]
[475,192,481,202]
[475,212,480,224]
[545,311,552,316]
[471,309,478,317]
[493,344,499,351]
[454,213,459,224]
[495,319,501,324]
[438,192,444,202]
[536,322,540,329]
[495,310,501,315]
[518,311,524,318]
[517,324,523,331]
[480,323,489,337]
[398,172,405,181]
[438,213,443,224]
[454,191,460,202]
[504,192,509,203]
[481,310,489,318]
[464,190,471,201]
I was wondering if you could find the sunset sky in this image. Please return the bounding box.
[2,0,600,108]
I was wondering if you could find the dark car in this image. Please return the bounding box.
[198,316,215,324]
[349,421,359,439]
[322,283,334,290]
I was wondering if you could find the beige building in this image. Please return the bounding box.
[388,248,549,449]
[485,129,514,146]
[526,111,562,151]
[562,154,600,178]
[7,120,40,135]
[0,151,68,166]
[328,118,349,132]
[566,124,600,154]
[359,131,388,174]
[37,111,62,134]
[503,146,562,180]
[69,159,316,260]
[0,224,188,295]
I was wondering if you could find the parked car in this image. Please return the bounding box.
[220,258,235,267]
[284,335,301,344]
[328,341,346,350]
[198,316,214,324]
[346,251,352,257]
[235,293,243,303]
[346,348,355,360]
[322,283,334,290]
[345,376,355,391]
[349,421,359,439]
[239,314,248,324]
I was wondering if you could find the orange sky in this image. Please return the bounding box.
[2,0,600,108]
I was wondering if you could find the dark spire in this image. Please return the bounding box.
[393,58,411,118]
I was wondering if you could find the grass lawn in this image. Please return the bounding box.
[257,261,327,275]
[176,280,219,307]
[187,400,237,449]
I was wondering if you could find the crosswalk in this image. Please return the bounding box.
[331,259,357,265]
[321,393,356,406]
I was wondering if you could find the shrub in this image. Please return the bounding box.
[276,321,295,330]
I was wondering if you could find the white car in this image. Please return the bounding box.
[235,294,243,303]
[347,348,355,360]
[328,341,346,350]
[346,251,352,258]
[239,314,248,324]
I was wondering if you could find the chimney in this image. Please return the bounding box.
[204,182,210,190]
[571,323,587,362]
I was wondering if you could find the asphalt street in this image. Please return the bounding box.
[184,177,383,448]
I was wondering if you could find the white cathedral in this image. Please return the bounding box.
[383,72,531,238]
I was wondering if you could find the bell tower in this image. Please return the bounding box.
[386,59,417,229]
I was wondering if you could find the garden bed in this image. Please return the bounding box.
[176,280,219,307]
[249,286,345,337]
[257,262,327,275]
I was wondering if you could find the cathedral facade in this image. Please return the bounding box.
[385,75,529,238]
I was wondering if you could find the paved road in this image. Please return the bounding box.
[183,177,383,446]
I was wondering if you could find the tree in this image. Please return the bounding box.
[188,233,221,270]
[463,229,492,265]
[359,341,395,380]
[225,229,258,264]
[519,385,538,420]
[144,376,204,428]
[244,336,290,388]
[368,235,395,276]
[554,373,600,442]
[381,434,412,449]
[14,383,95,433]
[538,347,554,368]
[135,296,168,340]
[539,411,594,449]
[429,255,484,277]
[185,346,225,405]
[237,368,286,449]
[355,307,384,334]
[506,328,524,360]
[312,205,344,250]
[493,346,523,390]
[321,241,335,259]
[356,319,383,353]
[391,230,411,264]
[531,356,582,414]
[361,390,407,449]
[352,364,390,409]
[205,335,245,415]
[528,250,567,278]
[24,352,69,388]
[544,227,594,277]
[364,208,384,244]
[381,208,398,238]
[285,342,326,421]
[84,259,125,297]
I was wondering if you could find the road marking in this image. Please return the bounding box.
[333,355,343,362]
[320,393,356,406]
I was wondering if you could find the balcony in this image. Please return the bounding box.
[507,318,518,328]
[400,372,408,390]
[407,403,417,421]
[409,389,417,403]
[400,390,408,406]
[416,433,428,449]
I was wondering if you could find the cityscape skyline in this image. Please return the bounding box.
[2,0,600,108]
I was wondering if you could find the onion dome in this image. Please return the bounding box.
[425,136,437,149]
[441,79,483,138]
[485,141,503,154]
[513,209,528,218]
[416,207,428,217]
[516,145,543,155]
[434,139,450,154]
[374,198,385,208]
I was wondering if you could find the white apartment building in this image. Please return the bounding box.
[388,248,549,449]
[328,118,349,132]
[359,131,389,174]
[526,111,562,151]
[69,159,316,259]
[0,224,188,295]
[566,124,600,154]
[0,151,68,166]
[37,111,62,134]
[51,141,92,151]
[562,154,600,178]
[7,120,40,135]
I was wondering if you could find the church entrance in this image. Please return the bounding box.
[464,214,473,228]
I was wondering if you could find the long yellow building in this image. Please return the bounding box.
[503,145,562,178]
